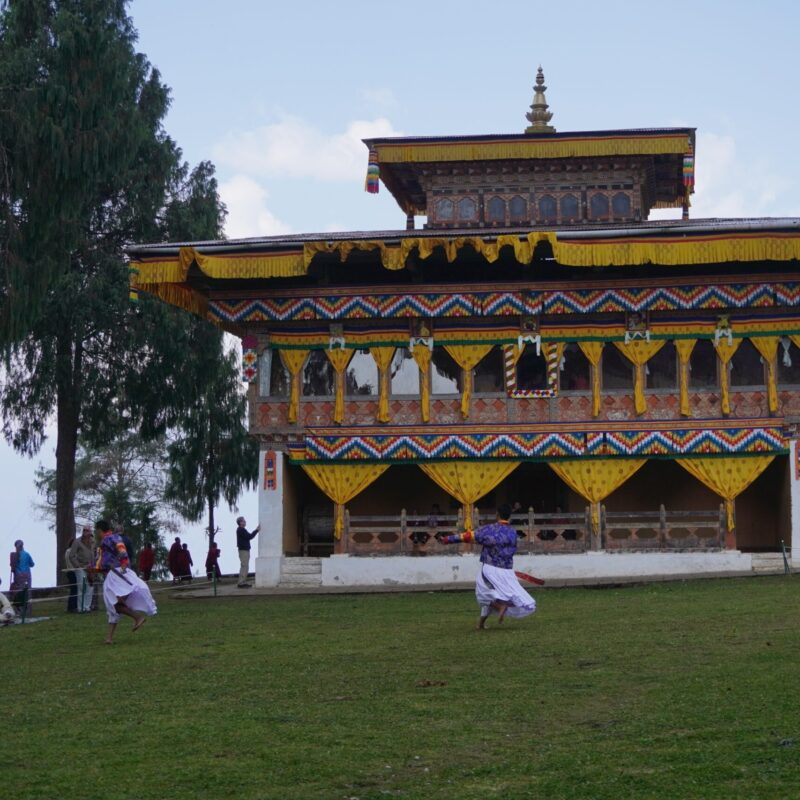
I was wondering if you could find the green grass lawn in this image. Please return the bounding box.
[5,576,800,800]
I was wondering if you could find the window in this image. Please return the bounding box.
[431,347,462,394]
[612,192,631,217]
[259,350,290,398]
[346,350,379,396]
[561,194,579,221]
[730,339,765,387]
[646,342,677,389]
[390,348,419,395]
[778,339,800,386]
[486,196,505,224]
[509,195,527,223]
[590,193,609,220]
[559,343,590,391]
[473,347,504,394]
[302,351,334,397]
[435,198,454,221]
[602,346,633,390]
[516,345,548,391]
[457,197,477,222]
[538,195,556,222]
[689,340,717,389]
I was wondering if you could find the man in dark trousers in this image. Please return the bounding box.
[236,517,260,588]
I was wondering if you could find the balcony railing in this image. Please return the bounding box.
[333,504,726,556]
[601,505,726,551]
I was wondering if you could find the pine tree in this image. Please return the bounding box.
[0,0,173,343]
[165,339,259,546]
[0,2,237,583]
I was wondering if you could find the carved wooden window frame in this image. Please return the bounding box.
[503,341,559,399]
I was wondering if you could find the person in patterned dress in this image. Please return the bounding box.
[95,519,157,644]
[437,503,536,629]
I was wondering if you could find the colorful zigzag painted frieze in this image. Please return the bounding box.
[210,282,799,323]
[293,427,787,462]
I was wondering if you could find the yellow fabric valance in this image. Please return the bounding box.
[411,346,432,423]
[548,458,646,532]
[713,339,741,416]
[370,347,395,423]
[615,340,666,416]
[278,349,308,424]
[135,283,209,319]
[181,246,306,279]
[551,233,800,268]
[131,231,800,287]
[750,337,779,414]
[677,456,774,544]
[263,319,800,353]
[134,261,188,284]
[577,342,603,418]
[303,232,558,270]
[674,340,696,417]
[444,344,493,419]
[418,461,519,530]
[325,349,354,425]
[301,463,389,539]
[372,133,691,164]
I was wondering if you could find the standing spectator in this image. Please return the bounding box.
[168,537,182,582]
[10,539,34,618]
[137,542,156,581]
[176,543,193,582]
[64,536,78,613]
[236,516,260,588]
[205,542,221,581]
[70,527,96,613]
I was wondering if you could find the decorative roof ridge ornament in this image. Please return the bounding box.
[525,66,556,134]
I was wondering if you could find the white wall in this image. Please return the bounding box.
[255,448,285,586]
[320,550,754,588]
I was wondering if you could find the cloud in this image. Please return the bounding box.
[213,115,402,182]
[219,175,292,239]
[691,131,793,218]
[649,130,798,221]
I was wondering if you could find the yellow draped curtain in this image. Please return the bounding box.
[713,339,741,416]
[577,342,603,418]
[411,346,432,422]
[325,349,354,425]
[278,349,309,424]
[301,463,389,539]
[615,340,665,416]
[750,337,779,414]
[444,344,493,419]
[674,340,696,417]
[676,455,775,539]
[418,461,519,530]
[791,334,800,351]
[370,347,395,423]
[548,458,646,531]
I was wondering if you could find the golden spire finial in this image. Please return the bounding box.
[525,66,556,134]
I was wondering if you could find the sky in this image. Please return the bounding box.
[4,0,800,586]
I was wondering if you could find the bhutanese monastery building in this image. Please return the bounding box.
[128,70,800,588]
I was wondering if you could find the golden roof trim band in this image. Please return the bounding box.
[129,230,800,286]
[371,133,692,164]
